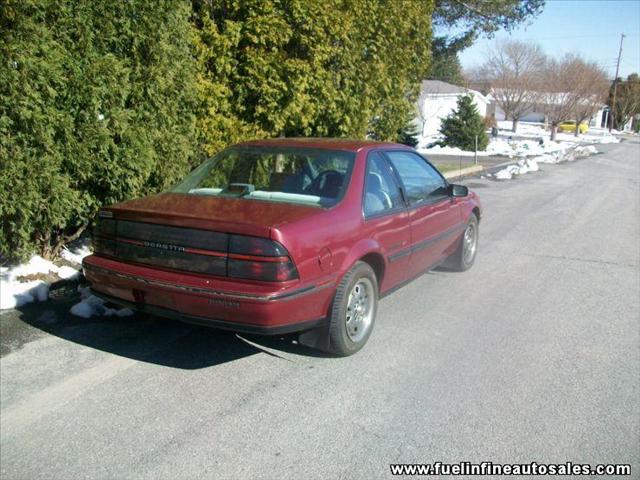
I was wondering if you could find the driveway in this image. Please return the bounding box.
[1,138,638,479]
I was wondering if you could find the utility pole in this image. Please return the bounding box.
[609,33,625,132]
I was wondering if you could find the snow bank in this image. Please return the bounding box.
[534,153,560,164]
[574,145,599,156]
[490,143,597,181]
[485,138,573,158]
[492,158,540,180]
[0,279,49,310]
[0,256,71,309]
[494,166,518,180]
[0,239,92,310]
[419,135,576,159]
[70,287,133,319]
[418,145,489,157]
[419,123,619,158]
[496,121,621,144]
[594,135,620,144]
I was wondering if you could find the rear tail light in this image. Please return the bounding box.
[93,217,116,256]
[227,234,298,282]
[227,257,298,282]
[92,216,298,282]
[229,235,287,257]
[93,236,116,257]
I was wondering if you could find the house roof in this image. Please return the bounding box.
[420,80,469,94]
[419,80,490,105]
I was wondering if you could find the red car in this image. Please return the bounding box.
[83,138,481,355]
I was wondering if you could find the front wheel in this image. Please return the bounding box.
[327,261,378,356]
[446,215,479,271]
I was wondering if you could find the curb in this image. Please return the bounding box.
[443,165,483,180]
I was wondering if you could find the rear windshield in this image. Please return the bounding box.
[170,146,355,207]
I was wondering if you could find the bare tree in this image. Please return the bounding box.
[540,55,583,141]
[571,59,609,137]
[479,40,545,132]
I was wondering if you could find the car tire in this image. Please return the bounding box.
[327,261,378,356]
[447,214,479,272]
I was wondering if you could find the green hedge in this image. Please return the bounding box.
[1,0,433,261]
[1,0,197,260]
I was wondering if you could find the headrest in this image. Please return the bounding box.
[367,172,383,191]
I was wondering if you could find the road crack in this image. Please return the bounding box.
[520,252,638,268]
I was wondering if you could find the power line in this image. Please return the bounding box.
[531,33,638,40]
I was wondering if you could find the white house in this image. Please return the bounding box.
[416,80,490,137]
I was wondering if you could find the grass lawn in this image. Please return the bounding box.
[432,162,463,173]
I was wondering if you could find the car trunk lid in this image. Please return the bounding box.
[93,193,319,280]
[106,193,320,237]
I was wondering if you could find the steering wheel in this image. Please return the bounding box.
[305,170,342,196]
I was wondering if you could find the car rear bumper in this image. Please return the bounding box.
[83,255,335,334]
[90,289,324,334]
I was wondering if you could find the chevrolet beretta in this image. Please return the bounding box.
[83,139,481,356]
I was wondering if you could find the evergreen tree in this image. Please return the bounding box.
[428,36,469,86]
[394,111,420,147]
[1,0,437,261]
[396,126,420,148]
[1,0,197,260]
[191,0,434,151]
[439,95,489,151]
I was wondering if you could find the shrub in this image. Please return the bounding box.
[0,0,197,260]
[191,0,434,148]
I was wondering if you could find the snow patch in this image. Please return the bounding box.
[419,136,575,159]
[1,239,91,310]
[534,153,560,164]
[496,121,622,144]
[57,266,81,280]
[60,239,92,265]
[70,287,133,319]
[0,256,62,309]
[491,144,597,182]
[0,280,50,310]
[494,168,515,180]
[574,145,598,156]
[418,145,489,157]
[492,157,542,180]
[418,123,619,159]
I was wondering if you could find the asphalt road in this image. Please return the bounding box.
[1,138,639,479]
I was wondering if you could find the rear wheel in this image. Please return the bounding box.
[447,215,479,271]
[328,261,378,356]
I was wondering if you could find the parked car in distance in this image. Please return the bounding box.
[558,121,588,134]
[83,138,482,356]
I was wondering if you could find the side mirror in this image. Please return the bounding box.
[448,184,469,197]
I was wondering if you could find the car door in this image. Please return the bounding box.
[383,150,462,277]
[361,151,412,292]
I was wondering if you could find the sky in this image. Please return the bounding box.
[457,0,640,80]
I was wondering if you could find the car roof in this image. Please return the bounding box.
[235,137,411,152]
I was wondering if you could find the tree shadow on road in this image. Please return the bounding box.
[11,300,324,369]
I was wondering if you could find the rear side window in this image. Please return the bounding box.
[363,152,402,217]
[385,151,447,205]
